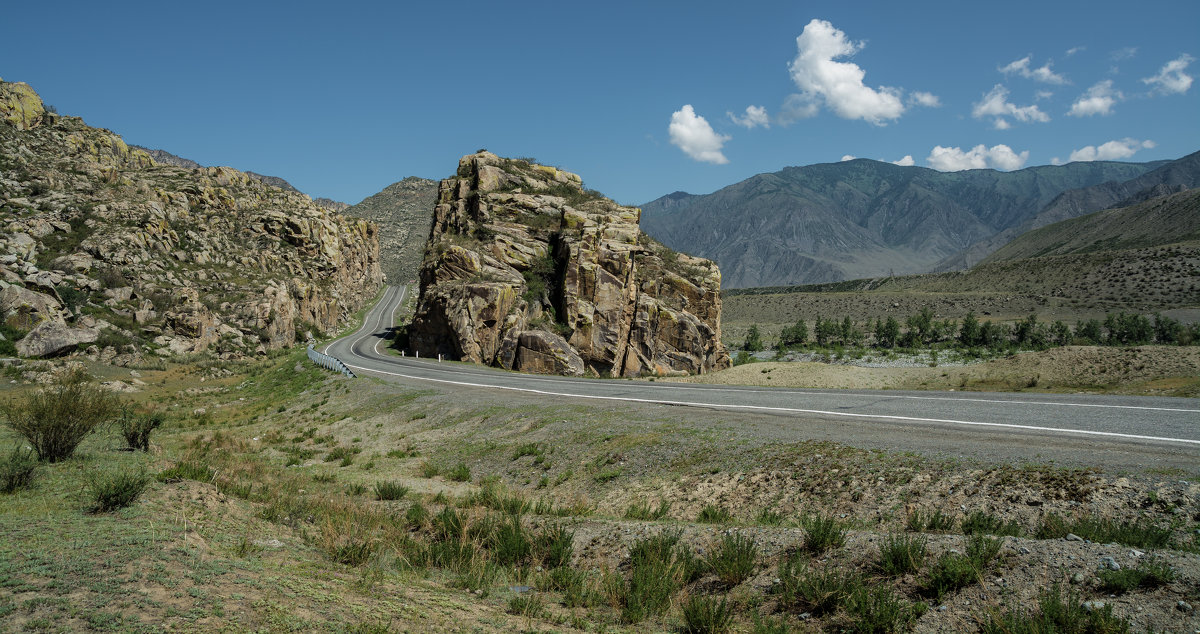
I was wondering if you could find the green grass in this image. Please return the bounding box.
[706,533,758,587]
[961,510,1024,537]
[680,595,734,634]
[1036,512,1173,548]
[801,513,848,553]
[877,533,927,577]
[1097,561,1175,593]
[0,445,38,494]
[982,584,1133,633]
[625,499,671,521]
[86,467,150,512]
[697,503,734,524]
[372,481,409,501]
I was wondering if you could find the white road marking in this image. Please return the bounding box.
[340,361,1200,447]
[327,286,1200,447]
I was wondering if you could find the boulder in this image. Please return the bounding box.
[14,320,99,357]
[0,284,63,329]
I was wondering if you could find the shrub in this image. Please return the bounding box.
[507,593,544,618]
[405,502,428,528]
[924,535,1001,601]
[156,459,215,483]
[802,513,847,553]
[118,411,163,452]
[755,508,785,526]
[2,370,119,462]
[87,468,150,512]
[0,445,38,493]
[878,533,927,577]
[706,533,758,587]
[906,508,954,532]
[681,595,733,634]
[373,481,409,501]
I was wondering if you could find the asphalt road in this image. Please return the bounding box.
[323,286,1200,470]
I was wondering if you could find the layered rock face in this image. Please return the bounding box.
[0,80,382,360]
[407,152,729,377]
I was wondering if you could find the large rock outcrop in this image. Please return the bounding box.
[0,80,382,360]
[408,152,729,377]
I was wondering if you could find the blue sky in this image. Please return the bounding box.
[6,1,1198,206]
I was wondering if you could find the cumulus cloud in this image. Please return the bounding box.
[727,105,770,129]
[926,144,1029,172]
[1066,46,1085,57]
[840,155,857,161]
[1068,80,1122,116]
[777,93,819,125]
[1142,54,1195,95]
[669,105,730,164]
[909,91,941,107]
[786,19,907,125]
[1000,55,1067,84]
[892,155,915,166]
[972,84,1050,128]
[1068,138,1156,162]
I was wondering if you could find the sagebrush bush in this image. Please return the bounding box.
[878,533,927,576]
[2,370,118,462]
[372,481,409,501]
[802,513,848,553]
[119,410,163,452]
[87,468,150,512]
[0,445,38,493]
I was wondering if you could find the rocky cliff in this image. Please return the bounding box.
[407,152,729,377]
[0,80,382,361]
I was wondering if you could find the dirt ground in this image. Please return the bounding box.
[668,345,1200,397]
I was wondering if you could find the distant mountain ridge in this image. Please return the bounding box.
[641,155,1194,288]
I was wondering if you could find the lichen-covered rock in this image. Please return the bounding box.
[0,79,383,359]
[15,320,99,357]
[0,80,46,130]
[408,152,729,377]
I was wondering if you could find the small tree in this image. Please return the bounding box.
[875,317,900,349]
[958,312,980,347]
[1,370,118,462]
[743,325,764,352]
[779,319,808,348]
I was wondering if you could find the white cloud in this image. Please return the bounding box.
[1111,47,1138,61]
[926,144,1029,172]
[1068,138,1156,162]
[972,84,1050,128]
[1034,90,1054,100]
[1142,54,1195,95]
[892,155,915,166]
[909,91,941,108]
[727,105,770,129]
[1000,55,1067,84]
[668,105,730,164]
[1068,80,1122,116]
[777,93,819,125]
[787,19,907,125]
[1066,46,1085,57]
[840,155,856,161]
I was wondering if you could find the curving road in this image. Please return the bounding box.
[323,286,1200,470]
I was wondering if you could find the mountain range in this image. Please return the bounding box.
[641,153,1199,288]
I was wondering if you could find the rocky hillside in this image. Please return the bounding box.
[982,188,1200,264]
[0,79,382,361]
[934,152,1200,271]
[343,176,437,282]
[407,152,729,377]
[641,158,1175,288]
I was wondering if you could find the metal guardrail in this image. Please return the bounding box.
[307,345,356,378]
